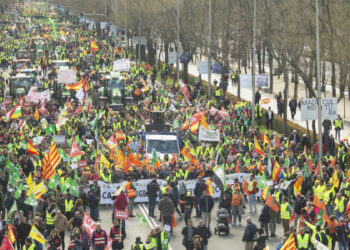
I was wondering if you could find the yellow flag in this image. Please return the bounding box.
[29,225,46,244]
[100,153,110,168]
[34,107,39,121]
[27,172,33,187]
[33,182,47,199]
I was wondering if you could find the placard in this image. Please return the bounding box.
[168,52,177,65]
[198,61,209,75]
[114,210,129,220]
[53,135,65,145]
[113,59,130,72]
[257,75,268,88]
[198,126,220,141]
[132,36,147,45]
[240,74,252,88]
[57,70,76,84]
[300,98,317,121]
[322,97,337,120]
[78,160,88,168]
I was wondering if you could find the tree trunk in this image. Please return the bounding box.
[338,64,346,103]
[147,39,155,67]
[321,61,326,95]
[164,41,169,64]
[283,59,289,135]
[257,42,262,74]
[268,47,273,94]
[262,43,266,73]
[331,62,336,97]
[238,57,241,99]
[293,72,299,100]
[312,120,316,144]
[183,62,189,83]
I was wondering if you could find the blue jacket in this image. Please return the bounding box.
[242,222,258,242]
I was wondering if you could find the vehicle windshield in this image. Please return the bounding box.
[11,78,30,88]
[108,79,124,89]
[15,62,30,69]
[147,139,179,154]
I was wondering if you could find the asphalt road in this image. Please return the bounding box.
[63,200,285,250]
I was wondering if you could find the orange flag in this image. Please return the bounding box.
[266,194,279,212]
[34,107,39,121]
[313,195,325,210]
[330,156,336,168]
[235,159,241,173]
[243,180,249,195]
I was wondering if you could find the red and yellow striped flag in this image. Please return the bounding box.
[48,141,61,171]
[90,40,99,51]
[280,233,296,250]
[200,115,209,129]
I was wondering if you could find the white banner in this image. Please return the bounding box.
[25,87,50,104]
[240,74,253,88]
[198,126,220,141]
[98,174,263,204]
[57,70,76,84]
[198,61,209,75]
[168,52,177,65]
[113,59,130,72]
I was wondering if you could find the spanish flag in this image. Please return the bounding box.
[91,40,99,51]
[261,133,270,145]
[272,161,282,182]
[254,135,265,157]
[65,80,84,90]
[27,140,39,156]
[8,224,16,244]
[181,120,190,131]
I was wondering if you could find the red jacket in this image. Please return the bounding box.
[114,192,127,210]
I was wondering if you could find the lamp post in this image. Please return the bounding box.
[251,0,257,128]
[208,0,212,97]
[315,0,323,161]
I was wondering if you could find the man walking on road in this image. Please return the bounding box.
[199,190,214,230]
[126,177,137,217]
[194,176,206,218]
[289,97,297,120]
[147,178,160,218]
[182,219,198,250]
[158,192,174,232]
[242,217,258,250]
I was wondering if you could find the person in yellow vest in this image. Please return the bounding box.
[126,177,137,217]
[333,115,343,141]
[46,204,56,238]
[334,193,347,221]
[280,197,292,233]
[23,237,36,250]
[297,227,311,250]
[314,179,326,201]
[64,192,74,221]
[324,184,335,218]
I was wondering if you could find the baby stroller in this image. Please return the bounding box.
[214,208,230,236]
